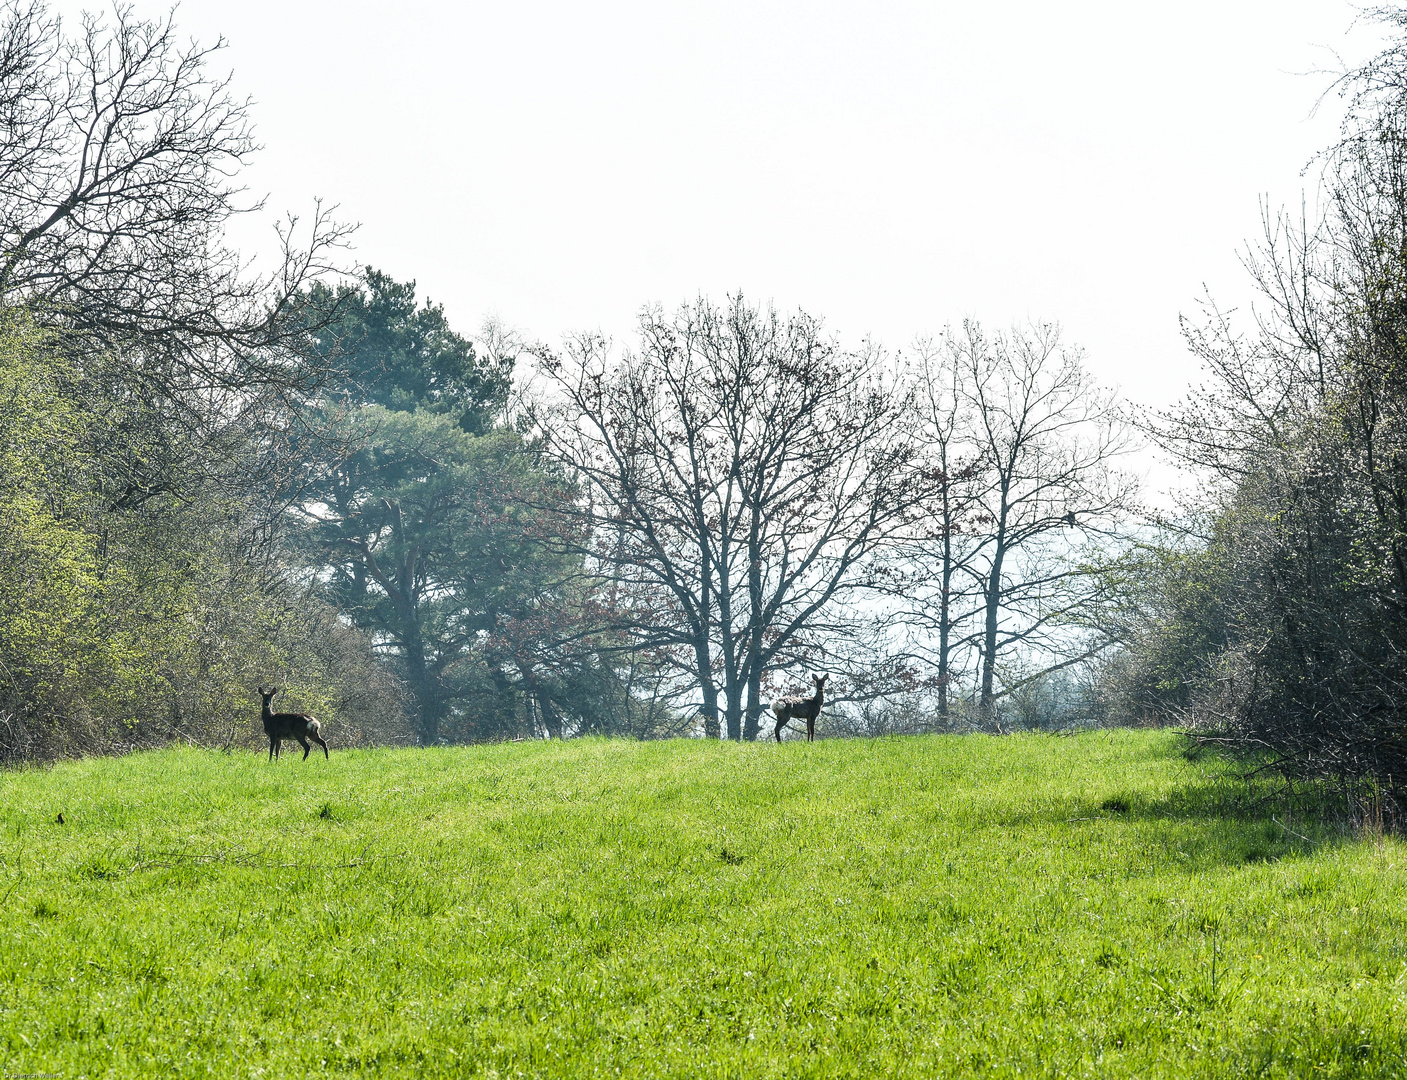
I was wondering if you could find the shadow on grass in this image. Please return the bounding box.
[1142,784,1350,867]
[1084,744,1358,870]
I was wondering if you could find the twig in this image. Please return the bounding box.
[1272,815,1318,846]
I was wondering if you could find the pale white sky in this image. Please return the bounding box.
[139,2,1388,409]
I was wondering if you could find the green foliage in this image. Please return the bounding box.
[0,314,114,736]
[304,268,512,432]
[89,505,409,751]
[0,731,1402,1076]
[1094,522,1232,722]
[292,267,618,743]
[295,405,633,743]
[0,310,406,759]
[1132,14,1407,787]
[0,494,104,697]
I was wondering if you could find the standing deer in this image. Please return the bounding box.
[771,674,828,743]
[258,687,329,761]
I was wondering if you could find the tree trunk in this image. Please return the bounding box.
[699,654,721,738]
[979,546,1006,732]
[742,526,765,741]
[537,691,563,739]
[404,639,440,744]
[937,485,955,718]
[516,659,563,739]
[694,632,722,739]
[695,536,721,738]
[724,681,744,741]
[978,473,1012,731]
[743,663,764,741]
[717,564,744,740]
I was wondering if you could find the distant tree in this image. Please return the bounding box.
[534,295,936,740]
[293,408,584,744]
[302,268,513,432]
[905,322,1137,728]
[1089,514,1230,726]
[286,267,625,743]
[892,338,989,719]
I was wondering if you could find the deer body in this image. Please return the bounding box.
[258,687,328,761]
[771,674,828,743]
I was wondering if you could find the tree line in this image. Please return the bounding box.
[532,305,1136,740]
[0,1,1137,758]
[17,0,1407,795]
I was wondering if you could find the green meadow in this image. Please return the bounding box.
[1,730,1405,1078]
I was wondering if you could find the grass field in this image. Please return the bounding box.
[1,730,1405,1078]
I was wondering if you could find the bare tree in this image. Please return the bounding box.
[534,295,935,740]
[0,0,355,542]
[891,336,989,718]
[0,1,350,389]
[905,322,1137,728]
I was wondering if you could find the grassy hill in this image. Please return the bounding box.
[0,730,1404,1078]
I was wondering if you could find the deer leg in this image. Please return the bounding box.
[773,713,786,742]
[311,730,329,759]
[268,736,276,762]
[808,714,816,742]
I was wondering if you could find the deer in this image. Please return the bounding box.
[258,687,329,762]
[771,673,828,743]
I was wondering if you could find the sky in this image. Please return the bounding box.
[92,1,1394,411]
